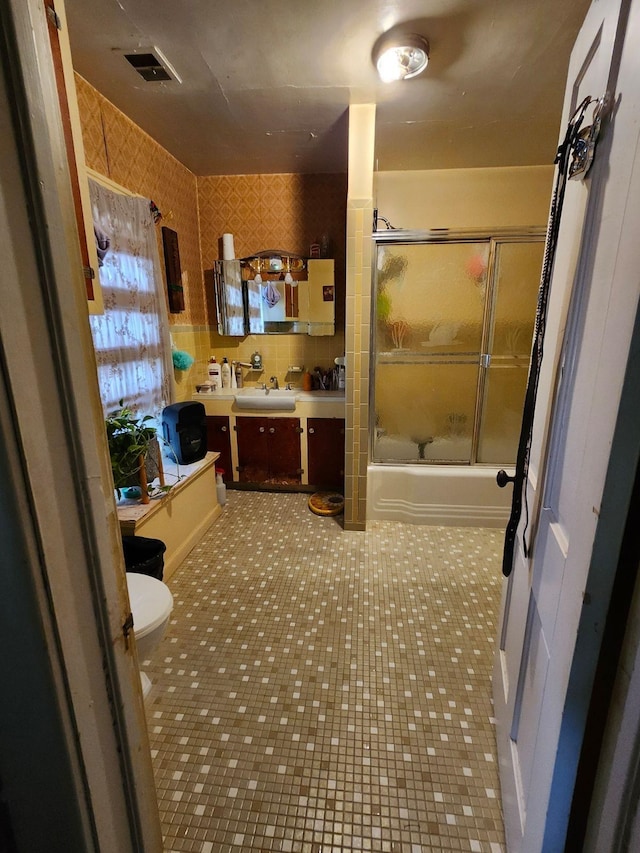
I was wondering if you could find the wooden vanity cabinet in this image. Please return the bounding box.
[236,416,302,486]
[307,418,345,490]
[206,415,233,482]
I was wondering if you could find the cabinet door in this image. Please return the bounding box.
[236,417,269,483]
[307,418,345,490]
[266,418,301,485]
[206,415,232,482]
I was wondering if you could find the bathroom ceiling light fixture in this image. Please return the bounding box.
[374,33,429,83]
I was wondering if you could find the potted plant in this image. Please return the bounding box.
[105,402,163,503]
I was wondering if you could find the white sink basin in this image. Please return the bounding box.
[234,388,297,411]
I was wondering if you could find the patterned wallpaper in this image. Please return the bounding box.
[198,173,347,330]
[75,75,348,398]
[75,74,205,326]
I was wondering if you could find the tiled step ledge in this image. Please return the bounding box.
[116,451,221,581]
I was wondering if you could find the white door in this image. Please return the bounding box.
[493,0,640,849]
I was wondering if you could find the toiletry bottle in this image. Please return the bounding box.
[208,356,221,390]
[335,355,346,390]
[221,357,231,389]
[235,363,244,388]
[215,468,227,506]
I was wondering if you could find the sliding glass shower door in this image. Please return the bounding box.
[371,232,545,465]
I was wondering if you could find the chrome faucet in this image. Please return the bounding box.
[269,376,279,389]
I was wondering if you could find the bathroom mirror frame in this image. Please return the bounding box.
[213,250,335,336]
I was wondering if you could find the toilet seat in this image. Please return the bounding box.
[126,572,173,639]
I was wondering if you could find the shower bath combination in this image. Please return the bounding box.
[368,228,545,527]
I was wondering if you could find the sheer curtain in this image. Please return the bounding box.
[88,177,173,421]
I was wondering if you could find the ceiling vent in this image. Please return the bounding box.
[121,47,181,83]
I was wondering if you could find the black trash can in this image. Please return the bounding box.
[122,536,166,581]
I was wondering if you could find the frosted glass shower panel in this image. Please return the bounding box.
[376,243,488,354]
[372,232,544,466]
[477,364,529,463]
[491,241,544,356]
[374,362,478,462]
[477,240,544,463]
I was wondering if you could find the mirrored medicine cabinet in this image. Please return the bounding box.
[213,251,335,336]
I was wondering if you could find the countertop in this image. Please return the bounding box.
[192,389,345,402]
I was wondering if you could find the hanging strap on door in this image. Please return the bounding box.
[497,95,606,578]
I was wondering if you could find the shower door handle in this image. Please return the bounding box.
[496,470,516,488]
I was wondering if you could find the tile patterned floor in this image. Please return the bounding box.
[143,491,506,852]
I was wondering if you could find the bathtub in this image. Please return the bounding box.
[366,463,513,528]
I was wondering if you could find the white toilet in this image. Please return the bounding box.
[126,572,174,698]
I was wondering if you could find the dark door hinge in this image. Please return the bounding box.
[82,265,95,280]
[122,612,134,651]
[295,426,304,433]
[46,5,62,29]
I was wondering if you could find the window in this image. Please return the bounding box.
[88,177,172,421]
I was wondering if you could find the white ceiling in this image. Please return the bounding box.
[63,0,591,177]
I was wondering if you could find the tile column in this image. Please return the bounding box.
[344,104,375,531]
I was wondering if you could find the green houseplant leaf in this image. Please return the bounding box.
[105,401,157,497]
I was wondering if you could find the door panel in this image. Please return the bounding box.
[513,597,549,808]
[490,242,546,358]
[375,361,478,462]
[498,542,530,707]
[308,418,345,489]
[267,418,301,484]
[236,416,301,485]
[531,517,567,642]
[493,0,629,849]
[206,415,232,482]
[477,364,529,463]
[236,416,269,483]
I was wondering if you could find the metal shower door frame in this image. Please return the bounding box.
[370,228,546,466]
